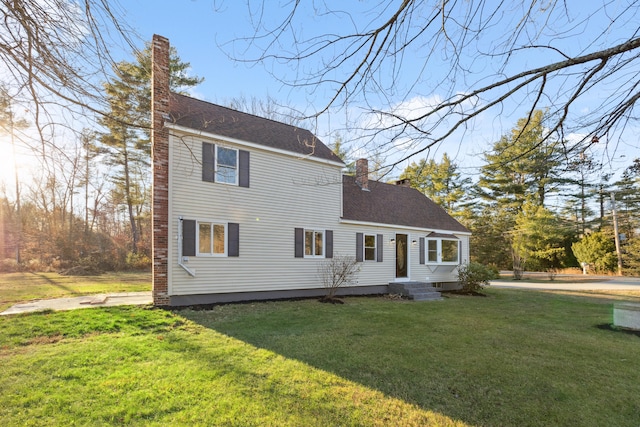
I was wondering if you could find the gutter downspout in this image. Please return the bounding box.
[178,217,196,277]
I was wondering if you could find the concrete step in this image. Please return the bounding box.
[411,292,443,301]
[388,282,442,301]
[400,283,438,291]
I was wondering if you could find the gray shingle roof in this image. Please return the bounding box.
[342,175,470,232]
[168,93,343,164]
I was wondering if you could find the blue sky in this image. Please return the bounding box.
[123,1,294,105]
[119,0,637,180]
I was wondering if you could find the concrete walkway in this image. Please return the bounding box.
[1,292,152,316]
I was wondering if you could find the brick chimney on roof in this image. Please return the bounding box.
[395,178,411,187]
[152,34,170,306]
[355,158,369,191]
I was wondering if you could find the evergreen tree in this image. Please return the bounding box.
[477,110,561,212]
[621,236,640,276]
[329,134,355,174]
[613,159,640,240]
[468,204,513,269]
[99,45,202,254]
[561,152,600,237]
[571,232,617,274]
[613,159,640,275]
[511,201,567,272]
[474,111,564,271]
[400,153,471,218]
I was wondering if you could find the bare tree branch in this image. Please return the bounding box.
[222,0,640,169]
[0,0,138,160]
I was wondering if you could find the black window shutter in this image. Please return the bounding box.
[202,142,216,182]
[294,228,304,258]
[376,234,383,262]
[182,219,196,256]
[355,233,363,262]
[325,230,333,258]
[419,237,425,265]
[239,150,250,188]
[228,223,240,257]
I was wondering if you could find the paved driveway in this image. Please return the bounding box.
[490,275,640,291]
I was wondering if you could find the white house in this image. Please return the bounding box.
[151,35,470,306]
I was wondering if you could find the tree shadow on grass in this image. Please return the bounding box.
[176,295,640,427]
[33,272,80,295]
[174,300,528,426]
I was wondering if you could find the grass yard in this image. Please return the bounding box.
[0,271,151,311]
[1,289,639,426]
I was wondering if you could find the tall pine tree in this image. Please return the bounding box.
[473,110,563,271]
[400,153,471,219]
[99,44,203,254]
[477,110,561,211]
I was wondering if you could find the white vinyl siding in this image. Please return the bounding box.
[167,130,471,295]
[168,131,342,295]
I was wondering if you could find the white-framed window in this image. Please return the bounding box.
[197,221,227,256]
[427,239,438,262]
[364,234,377,261]
[426,238,459,264]
[216,146,238,184]
[304,229,324,257]
[202,142,250,187]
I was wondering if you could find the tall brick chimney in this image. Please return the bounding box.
[355,158,369,191]
[152,35,170,306]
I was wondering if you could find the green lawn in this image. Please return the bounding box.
[1,289,639,426]
[0,271,150,311]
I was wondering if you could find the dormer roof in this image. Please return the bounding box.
[342,175,470,233]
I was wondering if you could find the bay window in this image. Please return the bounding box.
[420,235,460,264]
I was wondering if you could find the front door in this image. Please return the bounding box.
[395,234,408,278]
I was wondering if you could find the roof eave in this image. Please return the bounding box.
[339,218,472,235]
